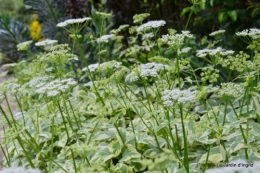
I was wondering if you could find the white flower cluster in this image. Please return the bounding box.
[36,78,77,97]
[4,82,21,94]
[139,62,168,78]
[206,159,260,173]
[0,167,41,173]
[125,69,140,83]
[216,82,244,99]
[162,88,197,106]
[82,61,122,73]
[84,81,94,87]
[196,47,234,57]
[209,29,226,37]
[17,40,33,51]
[178,47,192,55]
[236,28,260,39]
[161,31,193,48]
[142,32,154,40]
[96,34,115,43]
[35,39,58,51]
[56,17,91,27]
[27,76,51,88]
[82,63,100,72]
[136,20,166,33]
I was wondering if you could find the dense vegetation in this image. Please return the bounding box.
[1,0,260,173]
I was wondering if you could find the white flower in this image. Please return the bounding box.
[36,78,77,97]
[57,17,91,27]
[161,31,193,49]
[96,34,115,43]
[17,40,33,51]
[82,63,100,72]
[139,62,168,78]
[84,81,94,87]
[142,32,154,40]
[0,167,41,173]
[209,30,225,37]
[162,88,197,106]
[35,39,58,51]
[27,76,51,88]
[136,20,166,33]
[236,28,260,39]
[178,47,192,55]
[196,47,234,57]
[216,82,244,98]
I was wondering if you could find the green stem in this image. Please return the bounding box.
[185,10,193,31]
[179,104,189,172]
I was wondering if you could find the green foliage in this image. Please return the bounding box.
[1,2,260,173]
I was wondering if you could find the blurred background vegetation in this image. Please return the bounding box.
[0,0,259,64]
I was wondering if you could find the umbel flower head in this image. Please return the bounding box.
[162,88,197,106]
[56,17,91,28]
[161,31,193,50]
[35,39,58,51]
[96,34,115,43]
[139,62,168,78]
[136,20,166,33]
[196,47,234,57]
[236,28,260,40]
[17,40,33,51]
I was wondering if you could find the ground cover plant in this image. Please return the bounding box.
[1,1,260,173]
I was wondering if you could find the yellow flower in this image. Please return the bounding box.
[30,20,43,41]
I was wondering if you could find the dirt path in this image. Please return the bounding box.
[0,65,17,170]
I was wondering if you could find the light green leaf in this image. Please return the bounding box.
[109,140,122,157]
[199,147,223,165]
[121,147,141,162]
[228,10,237,22]
[250,122,260,137]
[93,130,116,141]
[181,6,192,17]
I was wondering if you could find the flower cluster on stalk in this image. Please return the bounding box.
[196,47,234,58]
[136,20,166,33]
[56,17,91,28]
[162,88,197,106]
[35,78,77,97]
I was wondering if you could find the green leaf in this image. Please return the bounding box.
[38,132,52,143]
[218,11,227,23]
[199,147,223,164]
[228,10,237,22]
[121,147,141,162]
[109,140,122,157]
[94,147,114,162]
[250,122,260,137]
[181,6,192,17]
[93,130,116,141]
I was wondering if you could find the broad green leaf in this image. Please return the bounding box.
[199,147,223,164]
[38,132,52,143]
[181,6,192,17]
[116,128,127,147]
[250,122,260,137]
[93,130,116,141]
[121,147,141,162]
[219,144,226,162]
[108,140,122,157]
[92,147,114,162]
[218,11,227,23]
[228,10,237,22]
[196,130,216,144]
